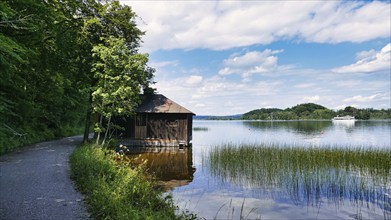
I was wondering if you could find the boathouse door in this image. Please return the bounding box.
[135,113,147,139]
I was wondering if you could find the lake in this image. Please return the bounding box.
[128,120,391,219]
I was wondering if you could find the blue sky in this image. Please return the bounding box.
[121,0,390,115]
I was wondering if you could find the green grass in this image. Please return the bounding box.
[0,124,85,155]
[70,144,196,220]
[193,127,209,131]
[204,143,391,209]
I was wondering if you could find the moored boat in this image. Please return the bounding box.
[332,115,355,120]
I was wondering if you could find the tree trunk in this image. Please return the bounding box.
[102,116,111,146]
[83,94,92,144]
[95,114,103,145]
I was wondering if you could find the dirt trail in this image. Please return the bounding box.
[0,136,90,220]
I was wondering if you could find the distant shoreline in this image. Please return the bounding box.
[194,103,391,121]
[194,118,391,121]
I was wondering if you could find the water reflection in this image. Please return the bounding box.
[332,119,355,127]
[243,120,333,134]
[332,120,356,134]
[127,120,391,219]
[127,147,195,191]
[204,144,391,218]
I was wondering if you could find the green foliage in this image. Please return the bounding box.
[193,127,209,131]
[241,103,391,120]
[91,35,154,145]
[336,107,390,120]
[0,0,155,153]
[0,0,88,154]
[290,103,326,116]
[80,0,155,144]
[241,108,282,120]
[70,144,196,220]
[91,36,150,118]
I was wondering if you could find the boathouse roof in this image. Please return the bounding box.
[136,94,195,115]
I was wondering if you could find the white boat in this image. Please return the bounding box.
[332,115,355,120]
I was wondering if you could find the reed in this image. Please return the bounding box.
[204,143,391,212]
[193,127,209,131]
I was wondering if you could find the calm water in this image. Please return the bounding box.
[129,120,391,219]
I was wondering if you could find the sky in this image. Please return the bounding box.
[121,0,391,116]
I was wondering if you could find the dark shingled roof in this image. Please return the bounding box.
[136,94,195,115]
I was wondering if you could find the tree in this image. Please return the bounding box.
[311,109,335,119]
[79,0,153,144]
[0,0,90,153]
[91,36,153,145]
[0,0,154,152]
[291,103,326,118]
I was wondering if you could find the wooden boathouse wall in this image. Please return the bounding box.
[115,94,194,147]
[130,113,193,145]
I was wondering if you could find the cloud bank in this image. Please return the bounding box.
[126,1,390,52]
[218,50,286,79]
[333,43,391,73]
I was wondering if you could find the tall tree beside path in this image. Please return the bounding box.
[0,0,154,153]
[80,0,154,144]
[0,0,89,153]
[92,36,153,145]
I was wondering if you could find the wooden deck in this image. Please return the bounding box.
[118,138,191,150]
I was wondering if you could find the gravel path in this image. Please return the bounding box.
[0,136,90,220]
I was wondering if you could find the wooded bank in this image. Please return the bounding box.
[0,0,154,154]
[241,103,391,120]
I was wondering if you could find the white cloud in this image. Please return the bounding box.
[303,95,320,103]
[332,104,359,110]
[153,74,284,115]
[294,83,316,89]
[300,1,390,44]
[333,43,391,73]
[153,70,390,115]
[218,50,286,79]
[343,94,379,103]
[355,49,377,61]
[333,104,347,110]
[185,75,203,86]
[125,1,390,52]
[149,60,178,68]
[190,77,281,100]
[150,62,390,115]
[195,103,205,107]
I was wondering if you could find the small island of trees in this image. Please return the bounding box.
[241,103,391,120]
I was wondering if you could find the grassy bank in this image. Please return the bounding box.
[0,124,85,155]
[70,144,195,220]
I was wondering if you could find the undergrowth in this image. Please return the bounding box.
[70,143,196,220]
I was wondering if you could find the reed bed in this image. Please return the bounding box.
[193,127,209,131]
[204,143,391,212]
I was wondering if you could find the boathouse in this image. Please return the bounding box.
[116,94,195,147]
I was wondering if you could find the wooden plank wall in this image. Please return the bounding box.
[146,113,184,141]
[134,113,146,139]
[120,113,193,146]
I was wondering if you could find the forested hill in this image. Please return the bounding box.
[241,103,391,120]
[0,0,154,154]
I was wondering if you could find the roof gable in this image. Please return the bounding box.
[136,94,195,115]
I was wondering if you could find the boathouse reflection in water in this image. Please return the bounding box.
[127,147,195,190]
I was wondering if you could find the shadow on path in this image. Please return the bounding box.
[0,135,90,220]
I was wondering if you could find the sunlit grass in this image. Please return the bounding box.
[70,144,196,220]
[203,143,391,213]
